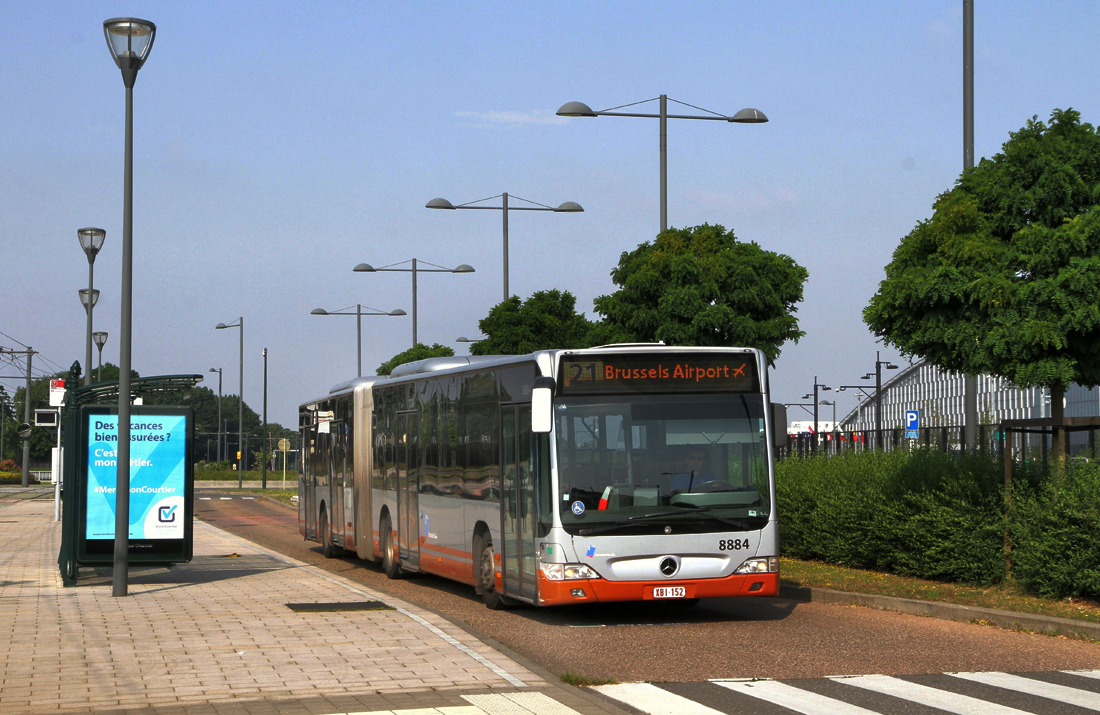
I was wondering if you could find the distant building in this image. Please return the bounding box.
[787,420,838,435]
[836,360,1100,455]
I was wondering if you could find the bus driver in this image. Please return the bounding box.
[670,447,717,493]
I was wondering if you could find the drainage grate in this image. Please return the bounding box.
[286,601,394,613]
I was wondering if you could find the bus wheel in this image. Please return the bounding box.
[381,515,403,579]
[478,537,511,610]
[320,509,336,558]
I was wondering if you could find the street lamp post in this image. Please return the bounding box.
[93,331,108,382]
[426,194,582,302]
[310,305,406,376]
[353,260,474,347]
[104,15,156,598]
[860,351,899,449]
[209,367,222,463]
[215,318,244,485]
[820,399,837,453]
[557,95,767,232]
[78,228,106,386]
[262,348,267,490]
[78,289,101,379]
[801,377,832,455]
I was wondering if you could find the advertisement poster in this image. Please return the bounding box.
[85,414,187,540]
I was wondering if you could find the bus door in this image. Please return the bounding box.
[396,412,421,570]
[303,426,317,540]
[501,405,537,602]
[330,422,345,547]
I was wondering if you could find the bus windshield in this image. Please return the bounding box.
[555,393,771,534]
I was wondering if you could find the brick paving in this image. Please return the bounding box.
[0,495,622,715]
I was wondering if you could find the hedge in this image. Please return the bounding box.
[776,449,1100,597]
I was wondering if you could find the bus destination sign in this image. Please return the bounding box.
[558,353,758,395]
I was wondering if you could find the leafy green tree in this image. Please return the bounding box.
[0,386,16,461]
[593,223,808,362]
[865,109,1100,457]
[471,290,604,355]
[377,343,455,376]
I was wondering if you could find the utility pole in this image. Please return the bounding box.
[1,348,36,487]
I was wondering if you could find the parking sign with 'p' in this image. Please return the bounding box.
[905,410,919,430]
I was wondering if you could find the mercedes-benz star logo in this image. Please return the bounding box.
[659,557,678,577]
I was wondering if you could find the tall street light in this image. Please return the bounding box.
[861,351,899,449]
[78,288,101,369]
[215,317,244,485]
[557,95,767,232]
[93,331,108,382]
[800,377,832,455]
[820,399,838,452]
[262,348,268,491]
[353,260,474,347]
[310,305,406,376]
[104,15,156,598]
[78,228,106,386]
[209,367,223,463]
[426,194,582,302]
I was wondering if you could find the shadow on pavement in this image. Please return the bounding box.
[73,553,294,589]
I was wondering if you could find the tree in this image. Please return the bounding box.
[471,290,607,355]
[593,223,808,362]
[864,109,1100,458]
[377,343,455,376]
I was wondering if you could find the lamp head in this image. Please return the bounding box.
[554,201,584,212]
[452,264,475,273]
[209,367,219,373]
[215,323,228,330]
[103,18,156,87]
[425,198,456,210]
[77,227,106,262]
[310,308,329,315]
[78,288,101,308]
[556,101,597,117]
[729,107,768,123]
[353,263,376,273]
[92,331,108,349]
[389,309,407,316]
[886,363,899,370]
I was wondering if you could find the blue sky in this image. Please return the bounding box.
[3,1,1098,428]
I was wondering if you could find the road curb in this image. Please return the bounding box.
[780,583,1100,641]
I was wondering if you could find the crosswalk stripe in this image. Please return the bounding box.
[836,673,1033,714]
[462,692,582,714]
[1065,670,1100,681]
[949,671,1100,711]
[592,683,725,715]
[712,679,879,714]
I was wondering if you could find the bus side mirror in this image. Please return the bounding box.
[771,403,788,448]
[532,377,555,434]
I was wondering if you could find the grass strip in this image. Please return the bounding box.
[781,557,1100,625]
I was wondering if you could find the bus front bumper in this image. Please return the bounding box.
[535,570,779,606]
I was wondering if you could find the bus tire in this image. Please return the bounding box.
[381,514,403,579]
[477,536,511,610]
[320,508,336,558]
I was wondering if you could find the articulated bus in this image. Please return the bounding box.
[299,345,789,609]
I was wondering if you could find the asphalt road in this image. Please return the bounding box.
[194,492,1100,683]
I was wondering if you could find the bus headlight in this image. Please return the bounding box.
[540,563,599,581]
[734,557,779,574]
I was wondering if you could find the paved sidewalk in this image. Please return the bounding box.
[0,495,623,715]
